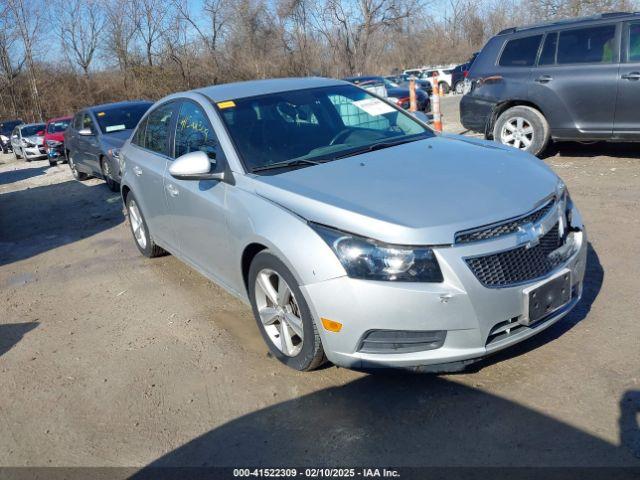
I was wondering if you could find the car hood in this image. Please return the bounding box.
[251,135,560,245]
[387,87,427,99]
[44,133,65,143]
[101,129,132,148]
[26,135,44,146]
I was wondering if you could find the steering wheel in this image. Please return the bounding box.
[329,129,352,146]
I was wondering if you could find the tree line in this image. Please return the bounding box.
[0,0,637,123]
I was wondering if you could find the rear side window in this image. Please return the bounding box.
[628,23,640,62]
[557,25,616,64]
[539,33,558,65]
[143,103,175,154]
[499,35,542,67]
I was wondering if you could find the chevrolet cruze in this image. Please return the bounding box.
[118,77,587,372]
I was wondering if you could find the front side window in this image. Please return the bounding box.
[217,84,431,173]
[557,25,617,64]
[82,114,94,132]
[499,35,543,67]
[73,113,83,130]
[174,101,218,159]
[628,23,640,62]
[47,119,70,134]
[144,103,175,154]
[94,104,151,134]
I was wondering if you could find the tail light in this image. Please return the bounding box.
[463,70,469,78]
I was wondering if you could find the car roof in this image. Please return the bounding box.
[193,77,347,102]
[19,122,45,129]
[87,100,152,113]
[498,11,640,35]
[47,116,72,123]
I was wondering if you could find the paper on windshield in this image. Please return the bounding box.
[352,98,395,116]
[105,125,125,133]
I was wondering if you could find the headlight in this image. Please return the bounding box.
[310,223,443,282]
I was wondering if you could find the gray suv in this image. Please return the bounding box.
[461,12,640,156]
[119,78,586,372]
[65,101,152,190]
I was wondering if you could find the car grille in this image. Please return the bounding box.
[455,199,555,244]
[465,222,564,288]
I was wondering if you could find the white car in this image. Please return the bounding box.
[11,123,46,161]
[423,68,454,94]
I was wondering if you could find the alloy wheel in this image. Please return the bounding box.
[128,200,147,249]
[102,159,116,189]
[500,117,534,150]
[254,269,304,357]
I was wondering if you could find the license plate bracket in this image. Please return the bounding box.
[521,269,572,326]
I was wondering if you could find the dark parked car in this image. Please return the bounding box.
[385,74,433,95]
[65,100,152,191]
[0,119,23,153]
[345,76,430,112]
[461,12,640,156]
[450,53,478,94]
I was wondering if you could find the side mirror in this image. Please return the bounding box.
[411,111,430,123]
[78,128,93,136]
[169,150,224,181]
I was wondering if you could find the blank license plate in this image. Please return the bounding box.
[523,270,572,325]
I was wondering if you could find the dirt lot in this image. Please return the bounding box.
[1,96,639,470]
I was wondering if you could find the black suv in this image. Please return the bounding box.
[460,12,640,156]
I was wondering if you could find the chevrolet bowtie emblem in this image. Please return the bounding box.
[517,222,544,249]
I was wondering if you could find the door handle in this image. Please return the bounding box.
[166,183,179,197]
[132,166,142,176]
[535,75,553,83]
[621,71,640,80]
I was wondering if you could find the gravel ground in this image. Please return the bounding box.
[1,97,639,470]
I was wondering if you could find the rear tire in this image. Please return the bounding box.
[248,251,325,371]
[49,159,57,167]
[125,194,166,258]
[68,155,88,180]
[493,105,550,157]
[454,81,464,95]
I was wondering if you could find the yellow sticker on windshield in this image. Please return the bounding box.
[217,101,236,109]
[97,112,106,117]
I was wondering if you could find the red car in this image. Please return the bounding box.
[43,116,72,166]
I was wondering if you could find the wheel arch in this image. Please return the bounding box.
[241,242,268,295]
[486,100,547,139]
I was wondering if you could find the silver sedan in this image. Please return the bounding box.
[119,77,587,372]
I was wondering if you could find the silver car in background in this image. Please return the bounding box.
[119,77,587,372]
[11,123,46,161]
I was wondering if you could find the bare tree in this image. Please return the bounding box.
[134,0,173,66]
[58,0,106,78]
[0,3,25,117]
[7,0,44,121]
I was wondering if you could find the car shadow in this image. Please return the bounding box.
[468,242,603,371]
[0,179,124,266]
[0,322,38,358]
[0,164,48,186]
[130,376,640,472]
[544,141,640,159]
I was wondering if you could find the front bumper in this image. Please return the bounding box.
[23,145,47,159]
[301,224,587,371]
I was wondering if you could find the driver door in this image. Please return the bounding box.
[164,99,234,285]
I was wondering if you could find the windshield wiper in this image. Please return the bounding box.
[333,137,425,160]
[251,158,322,173]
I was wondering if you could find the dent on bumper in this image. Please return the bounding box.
[301,231,588,370]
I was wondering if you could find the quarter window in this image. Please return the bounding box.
[539,33,558,65]
[557,25,616,64]
[174,101,217,159]
[499,35,543,67]
[131,117,148,147]
[144,103,175,154]
[628,23,640,62]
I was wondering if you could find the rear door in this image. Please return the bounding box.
[164,99,234,284]
[614,20,640,138]
[528,23,620,139]
[127,102,178,250]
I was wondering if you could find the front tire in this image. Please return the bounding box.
[68,155,88,180]
[101,157,119,192]
[493,105,550,157]
[125,194,165,258]
[248,251,325,371]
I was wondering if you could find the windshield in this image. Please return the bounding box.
[47,119,70,133]
[217,84,432,173]
[94,104,150,134]
[21,124,45,137]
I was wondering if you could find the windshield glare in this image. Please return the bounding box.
[94,104,150,134]
[218,85,432,173]
[21,124,45,137]
[47,120,70,133]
